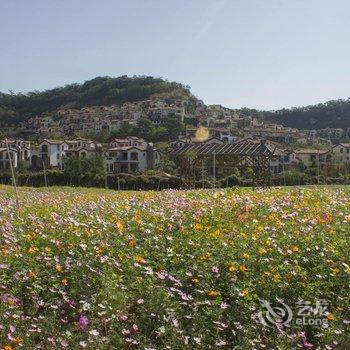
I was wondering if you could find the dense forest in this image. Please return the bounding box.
[0,75,192,125]
[1,75,350,129]
[235,99,350,129]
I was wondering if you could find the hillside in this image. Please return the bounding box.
[233,99,350,129]
[0,75,192,125]
[1,75,350,129]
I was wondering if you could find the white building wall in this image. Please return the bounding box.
[333,145,350,163]
[49,144,61,167]
[131,149,147,171]
[39,142,62,167]
[0,149,18,169]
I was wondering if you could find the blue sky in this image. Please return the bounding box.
[1,0,350,110]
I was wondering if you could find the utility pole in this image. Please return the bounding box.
[202,158,205,189]
[317,151,320,185]
[5,139,19,209]
[105,169,108,189]
[104,161,108,189]
[78,157,81,187]
[42,159,48,187]
[213,151,216,188]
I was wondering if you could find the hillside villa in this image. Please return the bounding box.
[104,137,160,173]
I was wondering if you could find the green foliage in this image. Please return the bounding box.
[16,160,30,173]
[111,115,185,142]
[272,171,311,186]
[236,99,350,129]
[63,154,104,185]
[0,171,182,190]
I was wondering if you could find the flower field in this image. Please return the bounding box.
[0,185,349,349]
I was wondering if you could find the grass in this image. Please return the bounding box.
[0,185,349,349]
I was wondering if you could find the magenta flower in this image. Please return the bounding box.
[300,332,314,348]
[79,315,89,330]
[69,300,77,307]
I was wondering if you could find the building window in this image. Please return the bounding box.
[122,152,128,160]
[130,152,138,161]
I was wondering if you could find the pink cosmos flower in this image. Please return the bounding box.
[132,324,139,333]
[119,314,128,321]
[79,315,89,330]
[211,266,219,274]
[61,340,69,348]
[300,331,314,348]
[61,316,68,324]
[89,329,99,336]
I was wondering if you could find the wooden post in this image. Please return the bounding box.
[202,158,205,189]
[213,151,216,188]
[104,163,108,189]
[42,159,48,187]
[5,139,19,209]
[78,158,81,187]
[317,152,320,185]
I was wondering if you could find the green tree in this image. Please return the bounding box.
[63,154,104,185]
[163,115,185,140]
[136,117,154,137]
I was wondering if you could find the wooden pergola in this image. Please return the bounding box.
[169,139,276,188]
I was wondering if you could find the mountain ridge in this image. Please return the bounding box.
[1,75,350,129]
